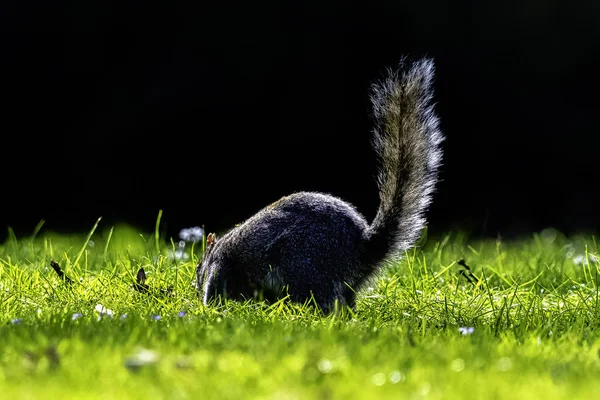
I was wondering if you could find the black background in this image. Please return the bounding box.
[1,0,599,242]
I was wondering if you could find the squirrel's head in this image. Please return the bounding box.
[197,232,229,303]
[197,231,250,305]
[196,233,216,290]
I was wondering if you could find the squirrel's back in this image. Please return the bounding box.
[197,57,444,313]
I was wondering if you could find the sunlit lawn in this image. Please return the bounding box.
[2,221,600,399]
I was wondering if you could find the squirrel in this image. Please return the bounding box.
[196,57,444,313]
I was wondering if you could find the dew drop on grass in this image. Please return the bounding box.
[371,372,386,386]
[418,383,431,396]
[124,348,160,372]
[72,313,82,320]
[496,357,512,371]
[389,370,405,383]
[450,358,465,372]
[135,349,158,364]
[317,359,333,374]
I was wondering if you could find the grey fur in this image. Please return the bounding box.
[197,58,444,313]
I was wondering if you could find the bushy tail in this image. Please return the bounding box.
[364,58,443,267]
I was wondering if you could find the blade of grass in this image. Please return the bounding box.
[71,217,102,270]
[31,219,45,240]
[155,209,163,254]
[103,226,114,259]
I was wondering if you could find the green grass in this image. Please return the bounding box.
[2,222,600,399]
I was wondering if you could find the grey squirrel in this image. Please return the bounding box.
[196,57,444,313]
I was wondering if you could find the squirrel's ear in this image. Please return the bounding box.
[206,232,216,247]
